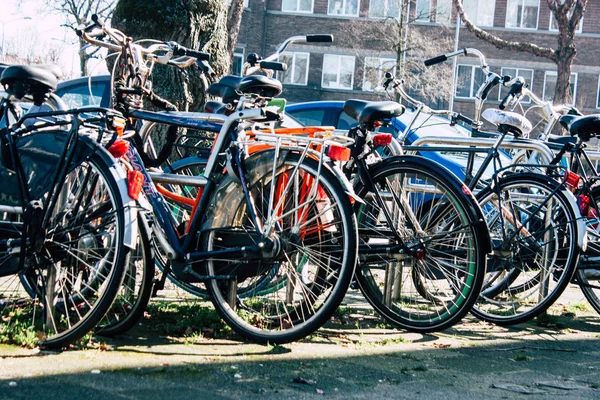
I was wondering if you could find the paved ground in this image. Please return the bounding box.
[1,286,600,400]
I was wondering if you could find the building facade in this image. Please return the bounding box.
[235,0,600,120]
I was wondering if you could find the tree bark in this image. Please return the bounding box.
[226,0,245,60]
[112,0,229,112]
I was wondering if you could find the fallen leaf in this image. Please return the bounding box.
[316,388,324,394]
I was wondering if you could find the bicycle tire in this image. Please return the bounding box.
[472,173,582,325]
[353,155,488,332]
[203,150,358,344]
[1,140,128,348]
[96,214,154,337]
[575,186,600,314]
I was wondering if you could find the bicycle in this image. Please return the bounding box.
[78,15,358,344]
[383,48,587,325]
[0,64,135,348]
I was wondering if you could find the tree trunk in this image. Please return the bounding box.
[78,37,88,76]
[226,0,245,61]
[112,0,229,112]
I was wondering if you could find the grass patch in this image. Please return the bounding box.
[0,307,40,348]
[143,301,232,339]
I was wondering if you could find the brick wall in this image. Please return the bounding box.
[236,0,600,114]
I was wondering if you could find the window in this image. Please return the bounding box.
[455,65,485,99]
[328,0,359,16]
[549,2,582,33]
[506,0,539,29]
[278,52,310,85]
[363,57,396,91]
[282,0,313,13]
[369,0,401,18]
[337,111,359,130]
[58,82,105,108]
[231,47,244,76]
[498,68,533,103]
[543,71,577,105]
[288,108,328,126]
[322,54,355,90]
[463,0,495,26]
[415,0,452,23]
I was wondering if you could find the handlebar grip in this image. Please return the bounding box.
[76,22,97,37]
[481,76,501,101]
[198,60,215,76]
[306,34,334,43]
[91,14,105,28]
[424,54,448,67]
[260,61,287,71]
[172,44,211,61]
[498,79,523,110]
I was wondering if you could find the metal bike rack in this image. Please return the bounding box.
[404,136,556,165]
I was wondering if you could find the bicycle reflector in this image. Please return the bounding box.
[372,133,393,147]
[111,116,127,137]
[564,170,581,190]
[128,170,144,200]
[108,139,130,158]
[328,145,351,161]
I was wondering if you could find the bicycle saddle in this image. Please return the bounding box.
[482,108,532,137]
[1,64,59,105]
[207,75,243,104]
[559,114,600,142]
[238,75,282,98]
[343,100,404,128]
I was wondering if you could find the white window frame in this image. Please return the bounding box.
[232,47,245,76]
[455,64,479,99]
[505,0,540,30]
[278,52,310,86]
[596,75,600,109]
[281,0,314,13]
[498,67,533,104]
[321,54,356,90]
[462,0,495,27]
[549,12,583,33]
[368,0,401,19]
[543,70,578,106]
[362,57,396,91]
[415,0,452,24]
[327,0,360,17]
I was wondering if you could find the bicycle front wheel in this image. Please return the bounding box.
[2,146,128,349]
[354,156,488,332]
[203,150,358,344]
[473,173,582,325]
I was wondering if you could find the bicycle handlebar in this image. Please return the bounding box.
[243,34,333,76]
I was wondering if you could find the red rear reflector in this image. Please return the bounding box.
[108,139,130,158]
[372,133,392,147]
[127,170,144,200]
[328,145,351,161]
[564,171,580,189]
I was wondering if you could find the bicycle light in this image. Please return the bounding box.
[127,170,144,200]
[108,139,130,158]
[372,133,393,147]
[564,170,581,190]
[328,145,351,161]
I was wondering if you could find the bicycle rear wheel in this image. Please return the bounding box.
[96,214,154,337]
[473,173,582,325]
[203,150,357,344]
[354,156,488,332]
[1,145,128,348]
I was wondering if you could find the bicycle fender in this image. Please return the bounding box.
[86,137,138,251]
[560,186,588,252]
